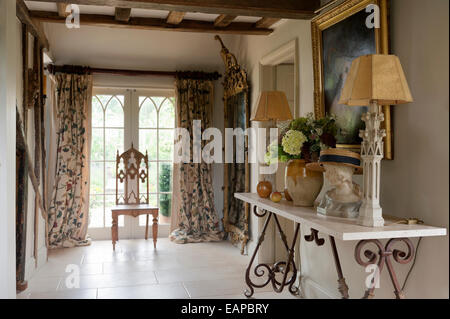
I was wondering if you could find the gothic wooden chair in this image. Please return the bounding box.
[111,144,159,250]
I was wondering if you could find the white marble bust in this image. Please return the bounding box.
[317,164,362,218]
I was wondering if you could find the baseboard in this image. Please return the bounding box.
[300,276,340,299]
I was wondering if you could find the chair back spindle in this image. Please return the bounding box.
[115,145,149,205]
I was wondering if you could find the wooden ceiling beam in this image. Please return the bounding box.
[254,17,281,29]
[214,14,236,27]
[166,11,185,25]
[56,3,70,17]
[26,0,320,19]
[29,11,273,35]
[115,7,132,22]
[16,0,50,50]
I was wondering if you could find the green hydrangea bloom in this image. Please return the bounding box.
[281,130,307,156]
[264,140,280,165]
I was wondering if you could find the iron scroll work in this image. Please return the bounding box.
[245,206,300,297]
[216,35,250,254]
[355,238,415,299]
[244,203,417,299]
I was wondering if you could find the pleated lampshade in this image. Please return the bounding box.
[338,54,413,106]
[251,91,293,121]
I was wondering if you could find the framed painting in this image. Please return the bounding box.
[312,0,392,159]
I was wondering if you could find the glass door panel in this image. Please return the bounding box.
[88,89,131,240]
[132,90,175,238]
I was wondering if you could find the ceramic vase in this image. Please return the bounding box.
[285,159,323,207]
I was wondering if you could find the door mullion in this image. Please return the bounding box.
[157,104,159,210]
[128,89,140,236]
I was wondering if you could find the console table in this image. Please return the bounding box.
[235,193,446,299]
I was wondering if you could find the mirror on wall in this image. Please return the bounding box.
[216,35,250,254]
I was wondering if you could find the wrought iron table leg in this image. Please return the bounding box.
[244,208,273,298]
[305,229,349,298]
[273,214,290,251]
[271,222,300,295]
[355,238,415,299]
[384,238,415,299]
[329,236,349,299]
[244,206,300,298]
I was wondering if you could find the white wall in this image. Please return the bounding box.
[0,0,17,299]
[14,21,49,282]
[380,0,449,298]
[234,0,449,298]
[1,0,48,297]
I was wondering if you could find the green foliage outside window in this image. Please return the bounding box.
[159,163,172,217]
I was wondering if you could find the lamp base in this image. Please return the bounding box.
[357,101,386,228]
[357,204,384,227]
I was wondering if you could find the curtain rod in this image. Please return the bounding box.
[46,64,222,81]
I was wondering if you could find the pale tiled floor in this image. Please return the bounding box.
[17,238,301,299]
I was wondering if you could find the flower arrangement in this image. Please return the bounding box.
[265,113,338,164]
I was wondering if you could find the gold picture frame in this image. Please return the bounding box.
[312,0,392,159]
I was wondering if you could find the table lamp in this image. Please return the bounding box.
[252,91,293,176]
[251,91,293,123]
[339,54,413,227]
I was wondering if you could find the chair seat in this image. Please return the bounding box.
[110,204,158,212]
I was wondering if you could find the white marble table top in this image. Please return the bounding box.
[235,193,447,241]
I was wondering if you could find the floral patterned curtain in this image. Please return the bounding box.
[47,73,93,248]
[170,78,224,243]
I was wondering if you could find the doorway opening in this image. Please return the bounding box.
[255,39,300,264]
[88,87,175,240]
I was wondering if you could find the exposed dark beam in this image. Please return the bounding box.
[27,0,320,19]
[16,0,50,50]
[16,110,47,227]
[166,11,185,25]
[30,10,273,35]
[56,3,69,17]
[214,14,236,27]
[115,7,132,21]
[254,17,281,29]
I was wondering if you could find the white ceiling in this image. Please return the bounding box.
[43,22,236,71]
[27,1,285,76]
[24,1,277,24]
